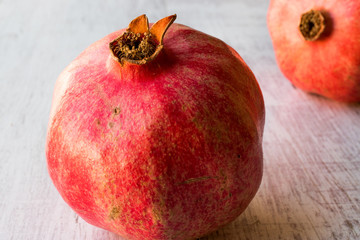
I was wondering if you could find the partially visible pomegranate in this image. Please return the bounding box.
[267,0,360,102]
[46,14,265,240]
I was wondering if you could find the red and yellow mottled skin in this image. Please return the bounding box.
[46,19,265,240]
[267,0,360,102]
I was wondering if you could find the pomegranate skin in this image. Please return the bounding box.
[267,0,360,102]
[46,22,265,240]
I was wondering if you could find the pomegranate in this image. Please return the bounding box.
[46,14,265,240]
[267,0,360,102]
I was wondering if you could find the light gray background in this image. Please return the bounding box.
[1,0,359,239]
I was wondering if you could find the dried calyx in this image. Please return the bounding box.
[110,14,176,65]
[111,32,156,61]
[299,9,325,41]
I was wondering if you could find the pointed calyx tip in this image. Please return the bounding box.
[109,14,177,65]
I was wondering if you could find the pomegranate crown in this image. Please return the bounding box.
[109,14,177,65]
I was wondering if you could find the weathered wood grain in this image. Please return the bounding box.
[0,0,359,239]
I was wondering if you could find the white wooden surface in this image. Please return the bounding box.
[1,0,359,239]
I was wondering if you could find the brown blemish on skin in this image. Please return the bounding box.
[179,176,215,185]
[113,107,121,115]
[109,206,121,220]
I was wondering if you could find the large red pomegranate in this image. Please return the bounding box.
[46,14,265,240]
[267,0,360,102]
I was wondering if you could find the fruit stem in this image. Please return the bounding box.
[109,14,176,65]
[299,10,325,41]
